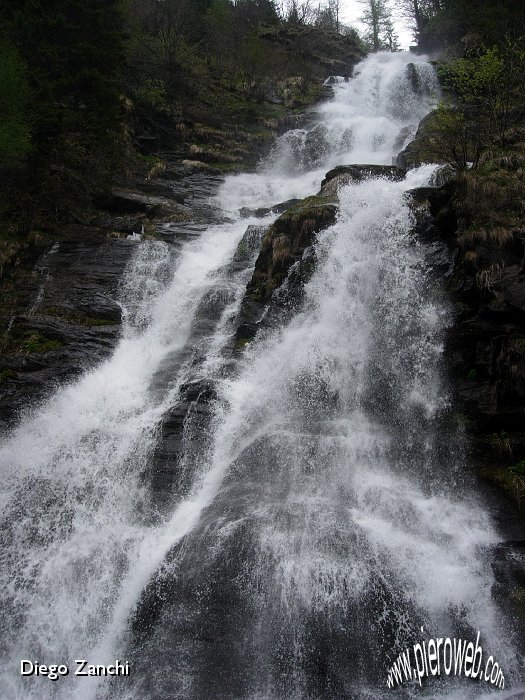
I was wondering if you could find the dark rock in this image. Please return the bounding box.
[396,110,438,169]
[232,193,338,350]
[0,227,134,426]
[491,541,525,627]
[505,280,525,313]
[94,189,191,224]
[147,380,219,512]
[233,225,267,263]
[393,125,416,155]
[304,124,329,168]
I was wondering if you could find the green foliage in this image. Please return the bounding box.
[359,0,398,52]
[436,45,524,148]
[0,0,127,231]
[511,460,525,476]
[404,0,525,53]
[417,44,525,170]
[1,0,126,141]
[0,44,31,167]
[134,79,170,113]
[418,104,482,169]
[438,48,503,101]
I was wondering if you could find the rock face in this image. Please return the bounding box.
[92,188,192,235]
[0,171,224,430]
[232,193,337,347]
[0,226,135,429]
[408,180,525,514]
[239,198,302,219]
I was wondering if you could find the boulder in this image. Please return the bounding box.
[319,164,406,197]
[95,189,191,223]
[246,194,337,303]
[303,124,330,168]
[239,198,302,219]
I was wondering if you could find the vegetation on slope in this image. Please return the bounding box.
[0,0,365,272]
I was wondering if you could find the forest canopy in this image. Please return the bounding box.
[0,0,524,238]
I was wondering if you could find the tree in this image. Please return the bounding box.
[437,44,525,148]
[359,0,395,51]
[393,0,525,53]
[0,44,31,168]
[315,0,342,32]
[383,17,400,50]
[283,0,316,25]
[394,0,435,42]
[234,0,281,31]
[0,0,125,143]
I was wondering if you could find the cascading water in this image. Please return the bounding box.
[0,52,523,700]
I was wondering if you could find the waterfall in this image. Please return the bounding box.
[0,52,522,700]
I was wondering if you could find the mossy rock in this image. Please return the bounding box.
[0,368,17,382]
[320,164,406,196]
[41,306,116,326]
[234,337,252,351]
[246,194,337,302]
[5,331,63,354]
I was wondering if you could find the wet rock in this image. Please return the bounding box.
[413,178,525,519]
[396,110,438,169]
[245,194,337,304]
[505,280,525,313]
[491,540,525,606]
[233,193,337,350]
[148,380,219,512]
[304,124,329,168]
[233,225,267,263]
[94,189,191,225]
[320,164,406,196]
[0,170,222,429]
[393,125,416,155]
[407,189,455,277]
[0,226,136,427]
[239,199,301,219]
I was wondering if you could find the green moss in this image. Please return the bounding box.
[0,368,16,381]
[206,162,250,173]
[281,194,337,218]
[234,337,252,350]
[18,332,62,353]
[510,459,525,476]
[467,368,477,381]
[41,306,115,326]
[481,466,525,509]
[511,338,525,355]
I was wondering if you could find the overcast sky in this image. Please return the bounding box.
[338,0,414,49]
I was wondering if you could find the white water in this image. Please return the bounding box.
[0,52,522,699]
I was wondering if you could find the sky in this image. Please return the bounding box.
[338,0,415,50]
